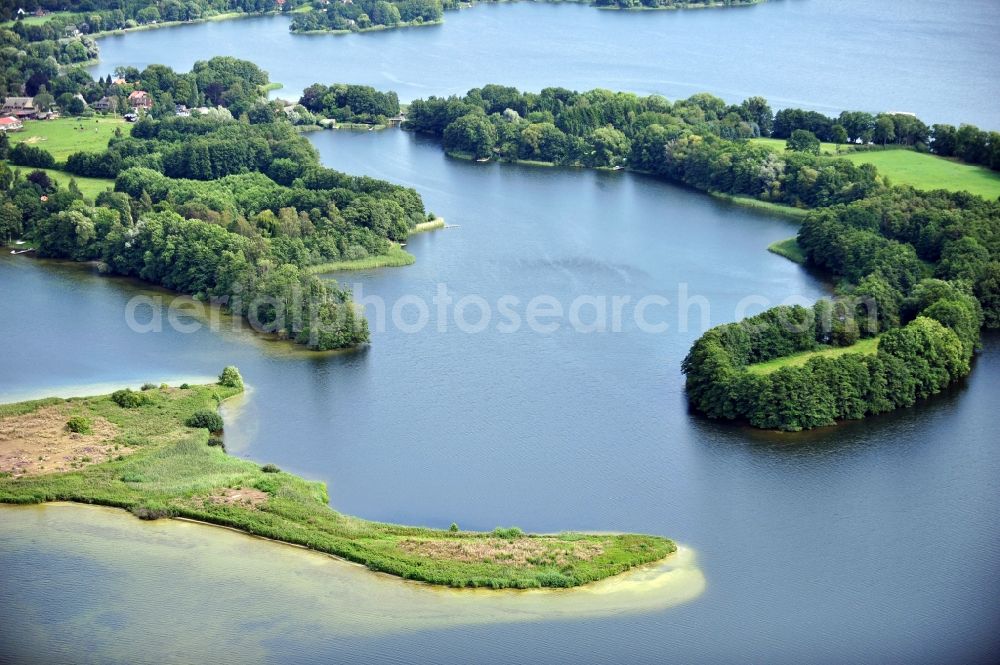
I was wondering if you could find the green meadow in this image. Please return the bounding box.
[746,337,881,375]
[751,138,1000,199]
[9,117,126,162]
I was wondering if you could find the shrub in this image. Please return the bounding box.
[449,522,459,533]
[179,383,191,389]
[218,366,244,389]
[492,526,524,539]
[185,410,224,432]
[141,383,157,391]
[160,383,169,389]
[131,504,174,520]
[261,463,281,473]
[207,437,226,451]
[112,389,150,409]
[65,416,93,434]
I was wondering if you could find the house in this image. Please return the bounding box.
[124,112,138,122]
[175,104,190,117]
[128,90,153,111]
[92,96,117,113]
[1,97,36,119]
[0,116,24,132]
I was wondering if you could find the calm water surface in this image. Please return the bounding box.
[5,2,1000,661]
[1,128,999,663]
[89,0,1000,126]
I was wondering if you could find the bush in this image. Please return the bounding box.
[261,463,281,473]
[218,366,244,389]
[131,504,174,520]
[112,389,150,409]
[449,522,459,533]
[10,143,56,169]
[492,526,524,539]
[65,416,93,434]
[185,410,224,432]
[141,383,157,391]
[207,437,226,451]
[179,383,190,389]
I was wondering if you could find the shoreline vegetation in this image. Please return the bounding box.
[3,0,768,42]
[0,369,676,589]
[766,237,805,264]
[287,0,766,34]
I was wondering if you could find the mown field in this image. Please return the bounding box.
[751,138,1000,199]
[9,117,125,162]
[747,336,881,375]
[0,373,674,588]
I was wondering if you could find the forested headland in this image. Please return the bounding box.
[1,53,434,351]
[403,84,999,430]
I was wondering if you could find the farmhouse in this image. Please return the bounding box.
[92,97,118,113]
[128,90,153,111]
[0,116,24,132]
[1,97,36,119]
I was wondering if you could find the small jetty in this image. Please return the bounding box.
[10,247,35,255]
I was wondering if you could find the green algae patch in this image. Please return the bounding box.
[0,372,675,589]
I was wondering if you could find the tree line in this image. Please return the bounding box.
[405,85,1000,173]
[289,0,442,33]
[298,83,400,125]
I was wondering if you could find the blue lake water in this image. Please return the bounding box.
[1,1,998,662]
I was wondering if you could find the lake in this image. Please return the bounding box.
[2,126,999,663]
[88,0,1000,127]
[2,1,999,662]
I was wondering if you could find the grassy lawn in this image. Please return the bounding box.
[5,164,114,199]
[0,375,674,589]
[747,336,881,375]
[767,237,805,264]
[840,150,1000,199]
[9,117,126,162]
[751,138,1000,199]
[1,12,78,27]
[751,136,846,156]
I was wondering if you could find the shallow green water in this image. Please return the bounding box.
[0,503,704,664]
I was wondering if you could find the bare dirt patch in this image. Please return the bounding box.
[204,487,269,508]
[398,538,606,567]
[0,404,126,477]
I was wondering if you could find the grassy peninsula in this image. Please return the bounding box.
[0,369,674,589]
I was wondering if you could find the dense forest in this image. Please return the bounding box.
[404,84,999,430]
[298,83,400,125]
[0,56,432,350]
